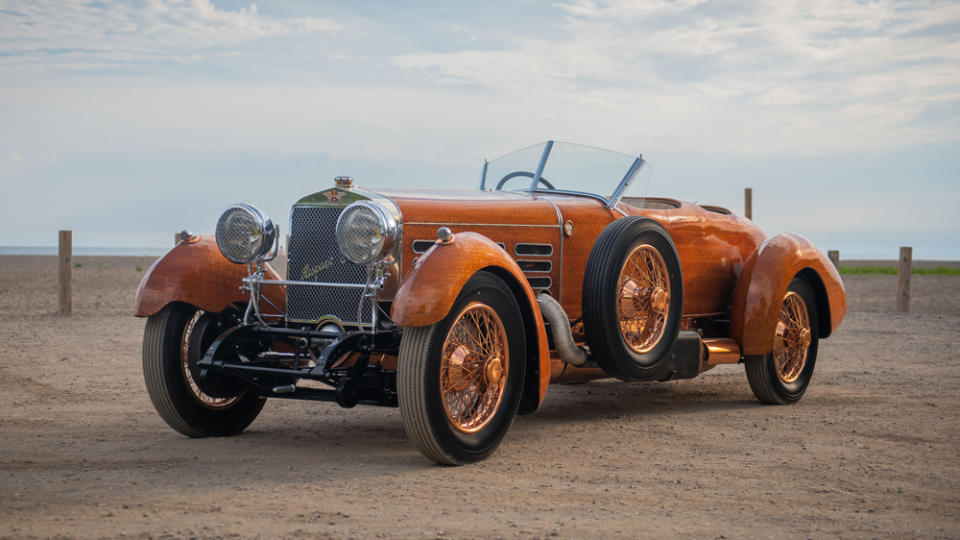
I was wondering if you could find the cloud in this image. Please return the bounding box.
[0,0,341,70]
[391,0,960,154]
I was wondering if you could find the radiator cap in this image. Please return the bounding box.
[334,176,354,190]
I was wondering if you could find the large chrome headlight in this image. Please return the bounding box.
[335,201,398,265]
[215,203,278,264]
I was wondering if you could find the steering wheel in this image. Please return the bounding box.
[494,171,556,191]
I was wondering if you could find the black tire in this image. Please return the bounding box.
[745,277,820,404]
[143,303,265,437]
[398,271,526,465]
[582,217,683,381]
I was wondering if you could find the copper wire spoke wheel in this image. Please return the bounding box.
[180,310,241,409]
[773,291,811,384]
[617,244,671,354]
[439,302,509,433]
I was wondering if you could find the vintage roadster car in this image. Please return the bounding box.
[135,141,846,465]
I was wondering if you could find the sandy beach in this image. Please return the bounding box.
[1,254,958,538]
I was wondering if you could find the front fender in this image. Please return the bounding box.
[730,233,846,355]
[134,235,285,317]
[390,232,551,409]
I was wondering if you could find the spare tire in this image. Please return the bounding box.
[582,217,683,381]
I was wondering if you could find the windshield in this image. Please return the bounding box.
[480,141,647,204]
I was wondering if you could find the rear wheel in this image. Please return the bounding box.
[745,278,820,404]
[143,303,265,437]
[398,271,526,465]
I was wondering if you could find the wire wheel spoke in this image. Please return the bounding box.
[440,302,509,433]
[617,244,670,354]
[774,292,810,384]
[181,310,241,409]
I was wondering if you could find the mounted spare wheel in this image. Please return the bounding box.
[582,216,683,381]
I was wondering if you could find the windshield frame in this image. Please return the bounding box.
[479,140,646,209]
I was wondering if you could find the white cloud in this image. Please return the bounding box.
[0,0,341,70]
[392,0,960,154]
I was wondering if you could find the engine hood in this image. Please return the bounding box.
[374,188,561,227]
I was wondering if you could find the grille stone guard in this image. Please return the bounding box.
[240,268,388,331]
[287,205,374,326]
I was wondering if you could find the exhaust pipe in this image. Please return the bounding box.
[536,293,589,366]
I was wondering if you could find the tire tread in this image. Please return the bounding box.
[398,325,460,464]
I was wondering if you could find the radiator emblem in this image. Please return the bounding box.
[302,259,334,281]
[326,189,341,203]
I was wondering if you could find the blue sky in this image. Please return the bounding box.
[1,0,958,258]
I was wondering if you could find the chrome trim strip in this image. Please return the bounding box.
[541,196,565,303]
[404,222,560,229]
[530,189,610,206]
[529,140,554,191]
[607,156,645,209]
[514,243,554,257]
[248,278,369,289]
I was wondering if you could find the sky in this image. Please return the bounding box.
[1,0,958,259]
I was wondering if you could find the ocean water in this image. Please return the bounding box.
[0,246,168,256]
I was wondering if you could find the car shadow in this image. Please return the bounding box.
[131,378,773,473]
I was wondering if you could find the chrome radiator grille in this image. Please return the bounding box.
[286,206,372,325]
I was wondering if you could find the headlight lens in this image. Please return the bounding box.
[335,201,398,265]
[215,203,278,264]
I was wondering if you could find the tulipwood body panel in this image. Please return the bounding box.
[387,191,772,328]
[389,232,552,404]
[134,235,285,317]
[729,233,846,355]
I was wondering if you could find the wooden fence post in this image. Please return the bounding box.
[744,187,752,220]
[828,250,840,269]
[58,230,72,316]
[897,246,912,313]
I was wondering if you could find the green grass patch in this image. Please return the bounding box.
[839,266,960,276]
[913,266,960,276]
[135,265,143,272]
[74,262,83,268]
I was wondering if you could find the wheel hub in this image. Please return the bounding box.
[650,287,669,313]
[446,344,475,391]
[616,244,671,354]
[484,356,504,387]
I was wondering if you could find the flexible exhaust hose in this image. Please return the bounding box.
[536,293,589,366]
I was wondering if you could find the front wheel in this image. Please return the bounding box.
[398,271,526,465]
[745,277,820,404]
[143,303,265,437]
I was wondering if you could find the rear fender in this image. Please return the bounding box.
[134,235,285,317]
[390,232,551,412]
[730,233,846,355]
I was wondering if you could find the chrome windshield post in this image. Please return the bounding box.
[479,159,488,190]
[607,156,645,209]
[529,140,554,191]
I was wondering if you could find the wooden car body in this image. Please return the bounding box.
[135,141,846,464]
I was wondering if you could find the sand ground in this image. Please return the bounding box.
[0,255,958,538]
